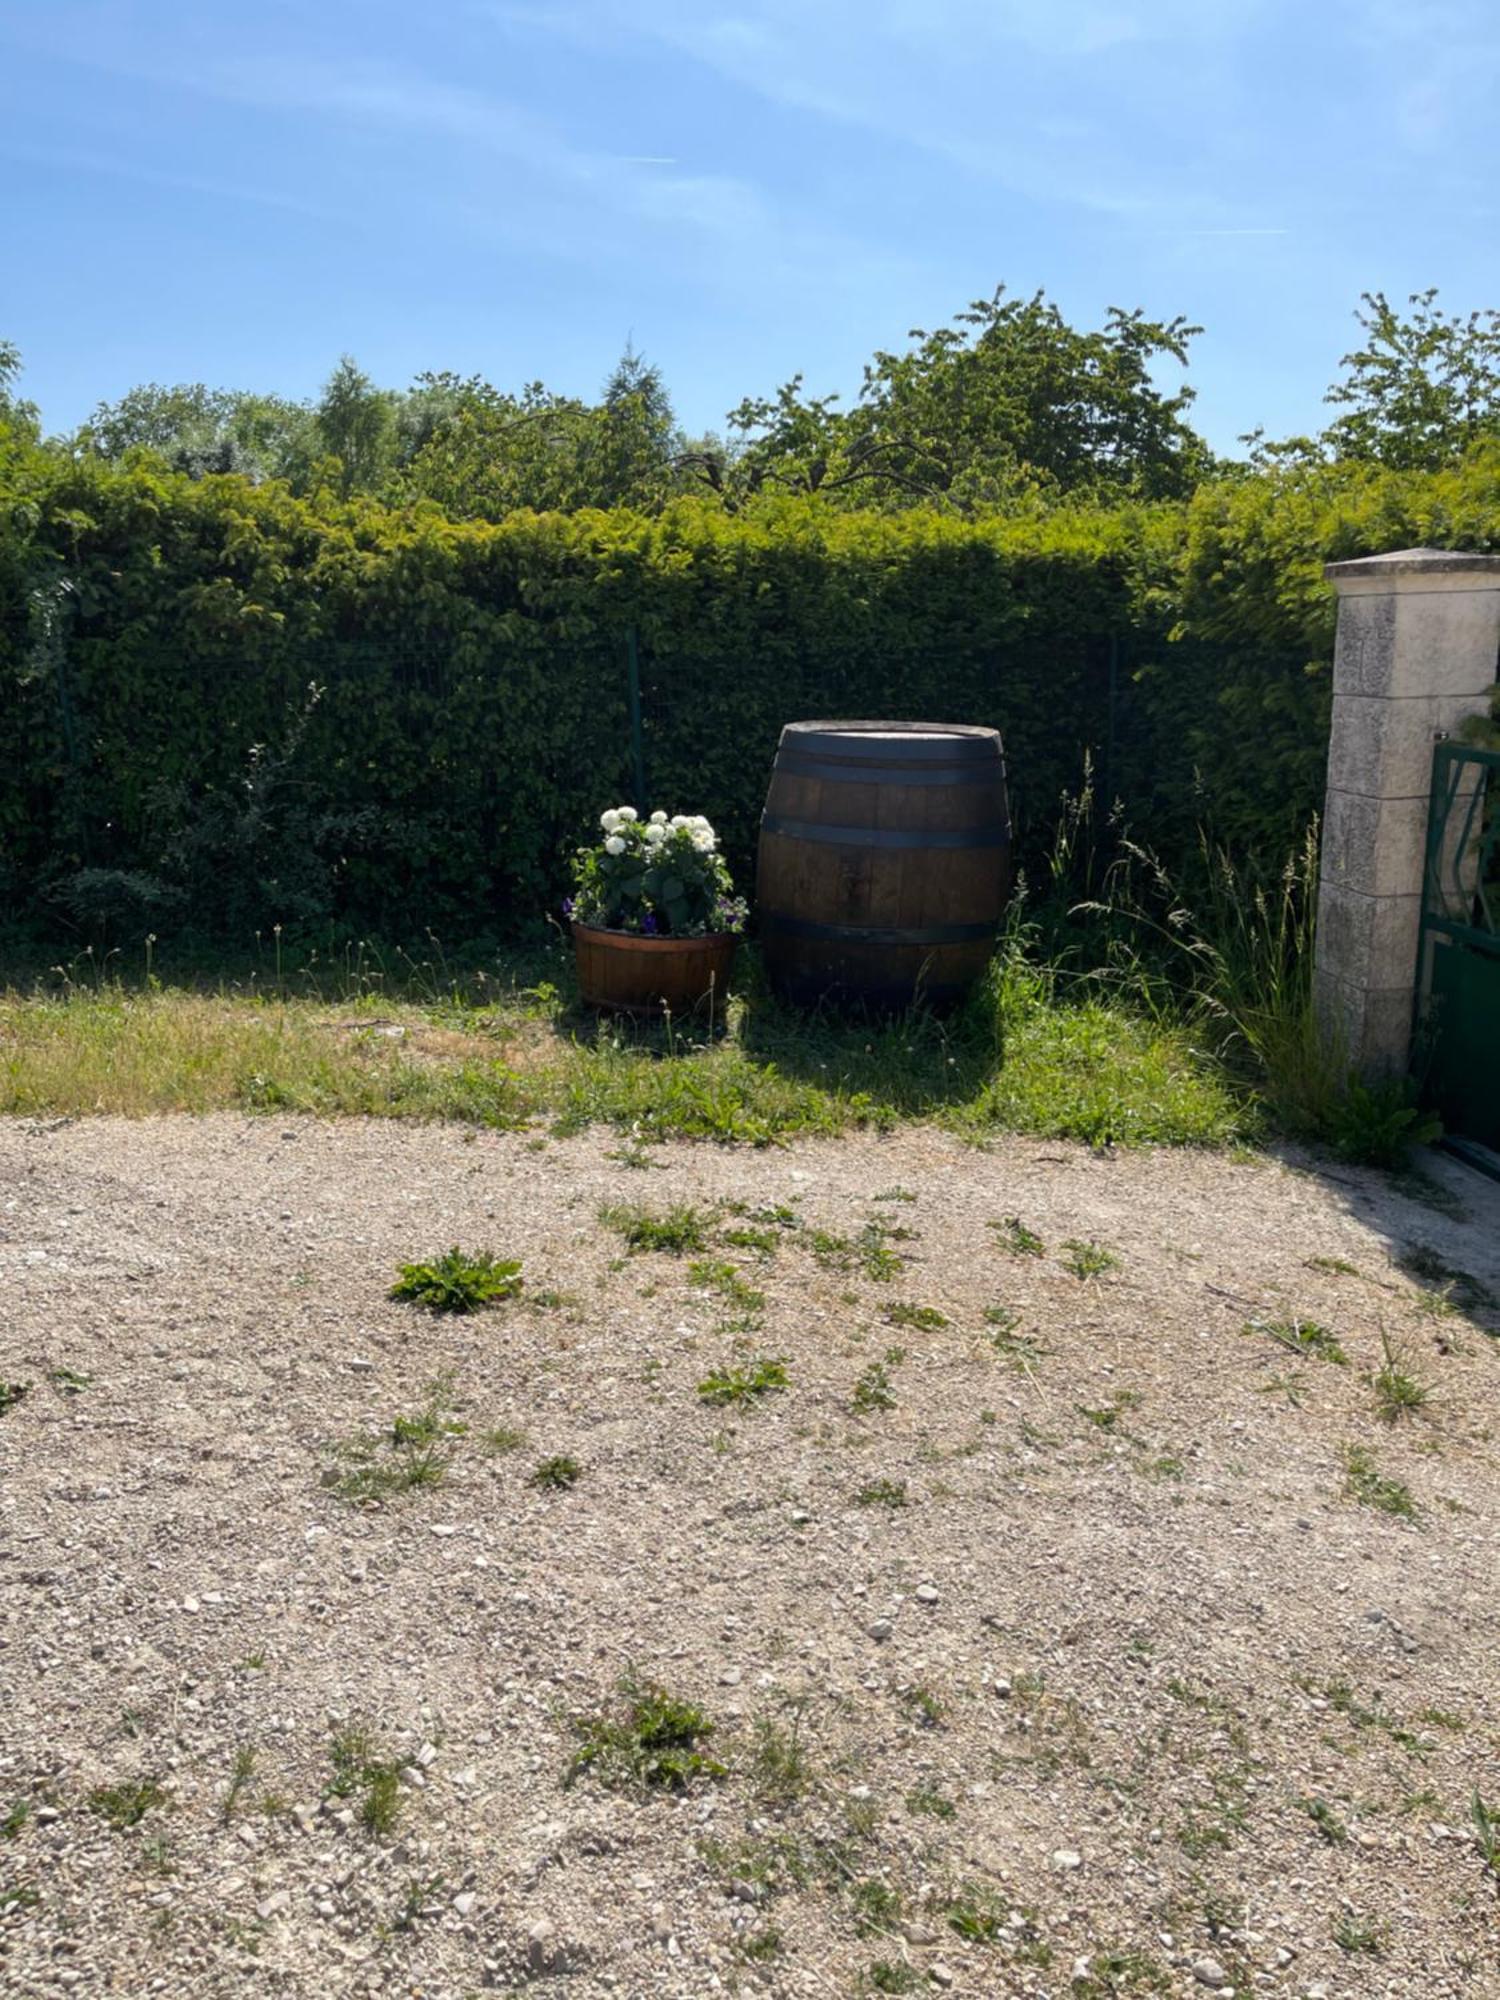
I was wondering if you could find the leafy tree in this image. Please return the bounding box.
[401,347,686,517]
[312,356,399,496]
[0,339,41,443]
[707,288,1208,507]
[78,381,314,481]
[1320,289,1500,470]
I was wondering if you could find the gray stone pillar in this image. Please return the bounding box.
[1315,548,1500,1076]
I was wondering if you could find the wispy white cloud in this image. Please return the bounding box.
[0,137,349,226]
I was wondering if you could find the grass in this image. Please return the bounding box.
[389,1248,523,1312]
[992,1217,1045,1256]
[0,941,1242,1149]
[855,1478,908,1509]
[1248,1315,1346,1364]
[852,1349,904,1413]
[221,1745,257,1823]
[602,1202,712,1253]
[333,1375,467,1502]
[697,1357,789,1407]
[529,1453,582,1490]
[687,1258,766,1312]
[882,1302,947,1331]
[1061,1238,1119,1279]
[1342,1446,1418,1521]
[88,1779,168,1830]
[327,1725,403,1836]
[1371,1329,1431,1422]
[568,1678,724,1791]
[0,1380,30,1416]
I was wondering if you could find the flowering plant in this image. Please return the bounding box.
[567,807,747,938]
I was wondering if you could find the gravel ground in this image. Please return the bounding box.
[3,1116,1500,2000]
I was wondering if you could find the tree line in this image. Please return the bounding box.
[4,284,1498,519]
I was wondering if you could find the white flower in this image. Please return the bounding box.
[692,830,716,853]
[616,806,638,822]
[600,810,621,833]
[604,835,626,855]
[644,823,666,846]
[669,815,690,829]
[649,810,668,825]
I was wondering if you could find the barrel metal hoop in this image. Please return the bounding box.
[760,813,1009,851]
[761,913,997,946]
[774,753,1003,788]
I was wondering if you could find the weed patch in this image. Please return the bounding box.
[697,1357,788,1407]
[88,1779,167,1831]
[1248,1315,1346,1364]
[568,1679,724,1790]
[389,1248,522,1313]
[1342,1446,1418,1521]
[529,1453,582,1490]
[327,1725,402,1837]
[602,1203,712,1254]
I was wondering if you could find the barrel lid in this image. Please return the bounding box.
[778,721,1002,764]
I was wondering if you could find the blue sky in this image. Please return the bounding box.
[2,0,1497,453]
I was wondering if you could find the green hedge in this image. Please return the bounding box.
[4,441,1499,941]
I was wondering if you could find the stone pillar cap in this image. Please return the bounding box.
[1325,546,1500,587]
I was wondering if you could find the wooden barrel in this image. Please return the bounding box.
[757,721,1010,1010]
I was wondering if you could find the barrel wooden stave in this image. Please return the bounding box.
[756,721,1009,1010]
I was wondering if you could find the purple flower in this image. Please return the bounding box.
[561,896,575,918]
[641,912,660,936]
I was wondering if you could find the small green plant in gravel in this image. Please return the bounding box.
[1062,1238,1119,1279]
[808,1221,910,1282]
[48,1365,92,1394]
[749,1705,812,1804]
[568,1678,724,1790]
[1078,1389,1142,1433]
[899,1683,943,1728]
[883,1302,947,1331]
[905,1782,955,1818]
[529,1453,582,1490]
[688,1259,765,1312]
[944,1880,1007,1941]
[1297,1794,1348,1844]
[88,1779,168,1830]
[327,1725,402,1836]
[0,1380,30,1416]
[334,1375,467,1502]
[863,1962,920,1995]
[849,1877,903,1935]
[1070,1947,1169,1994]
[697,1356,788,1407]
[602,1202,712,1254]
[852,1348,904,1413]
[733,1928,784,1962]
[1333,1914,1386,1954]
[1307,1255,1359,1276]
[992,1217,1045,1256]
[481,1422,526,1453]
[1248,1315,1346,1364]
[2,1799,33,1840]
[719,1224,780,1257]
[1371,1330,1431,1422]
[855,1478,908,1509]
[394,1873,448,1933]
[1343,1445,1418,1520]
[221,1745,257,1824]
[1471,1791,1500,1878]
[389,1247,523,1312]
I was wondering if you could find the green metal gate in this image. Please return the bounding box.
[1418,740,1500,1156]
